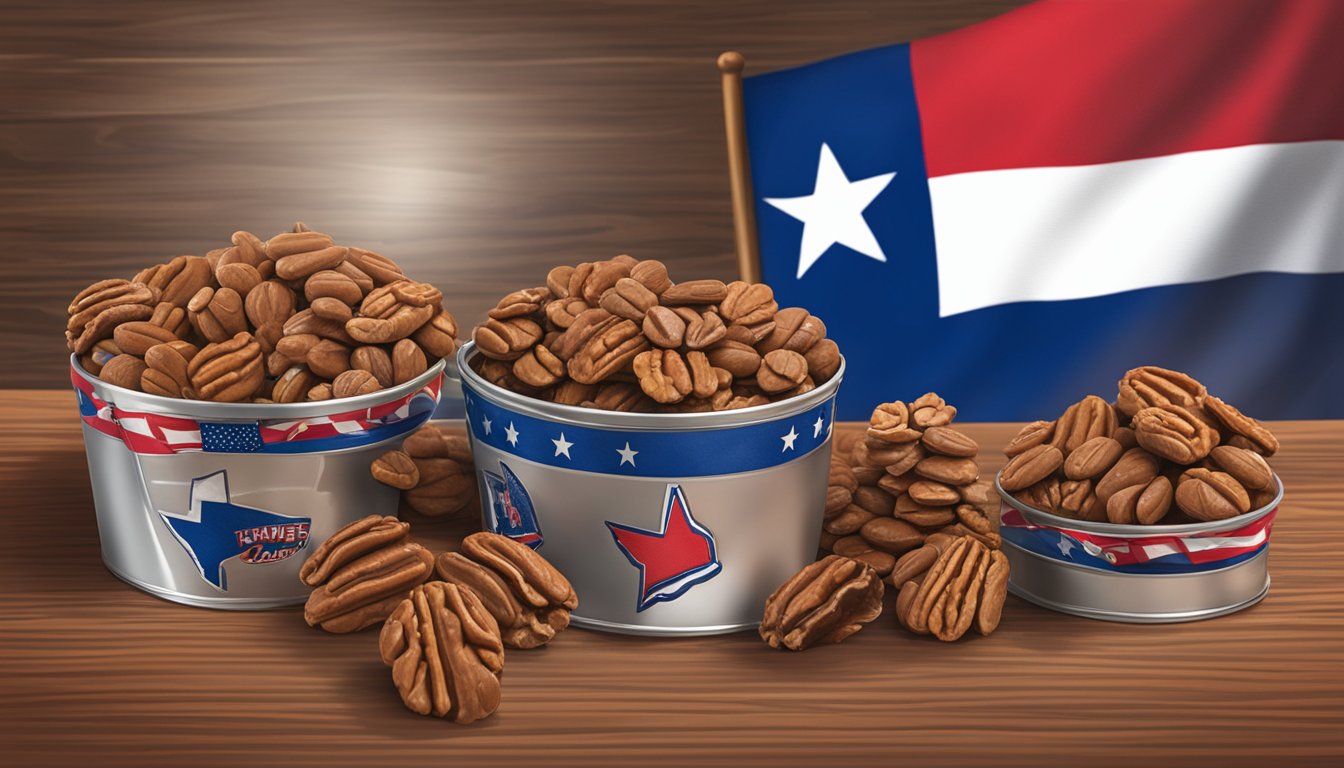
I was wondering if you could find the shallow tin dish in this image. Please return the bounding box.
[995,472,1281,623]
[71,355,444,609]
[457,341,844,637]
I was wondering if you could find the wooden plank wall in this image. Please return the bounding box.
[0,0,1026,388]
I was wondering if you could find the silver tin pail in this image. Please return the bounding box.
[457,342,845,636]
[995,472,1281,623]
[70,355,445,609]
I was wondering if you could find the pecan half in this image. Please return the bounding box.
[756,349,808,393]
[402,424,478,518]
[719,281,777,325]
[633,349,692,404]
[580,259,632,305]
[599,277,658,320]
[1203,395,1280,456]
[568,318,648,384]
[300,514,413,586]
[188,286,248,343]
[909,392,956,429]
[706,338,761,378]
[147,300,191,339]
[112,320,177,357]
[332,369,381,399]
[1209,445,1274,491]
[271,246,346,282]
[143,255,213,307]
[307,339,351,379]
[379,581,504,723]
[759,307,825,354]
[907,479,961,506]
[411,309,459,359]
[215,262,262,296]
[803,338,842,382]
[1049,395,1117,456]
[350,345,394,388]
[1106,475,1173,525]
[1175,468,1251,521]
[310,296,353,323]
[920,426,978,458]
[141,341,198,398]
[859,517,924,554]
[1132,404,1219,463]
[679,308,728,350]
[1116,365,1206,418]
[475,316,545,361]
[305,269,364,305]
[660,278,727,306]
[435,532,579,649]
[914,455,979,486]
[187,332,264,402]
[1094,447,1161,506]
[1004,420,1055,457]
[1015,476,1062,512]
[867,401,921,444]
[999,444,1064,492]
[513,343,565,388]
[99,355,147,391]
[348,285,435,344]
[345,246,406,286]
[302,515,435,633]
[759,555,883,651]
[244,280,297,331]
[371,450,420,490]
[896,536,1009,641]
[271,366,318,403]
[629,260,672,294]
[68,286,157,353]
[1063,436,1124,480]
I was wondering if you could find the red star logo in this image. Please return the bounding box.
[605,485,722,612]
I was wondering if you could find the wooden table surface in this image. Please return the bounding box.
[2,391,1341,767]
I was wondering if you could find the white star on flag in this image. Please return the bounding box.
[781,426,799,452]
[505,422,520,447]
[763,143,896,279]
[552,433,573,459]
[812,415,824,438]
[1057,536,1076,558]
[482,415,492,435]
[617,442,639,467]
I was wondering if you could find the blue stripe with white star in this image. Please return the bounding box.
[461,380,837,478]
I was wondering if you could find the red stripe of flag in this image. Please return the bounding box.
[911,0,1344,177]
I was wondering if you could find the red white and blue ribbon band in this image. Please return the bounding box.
[462,379,836,478]
[72,364,441,455]
[999,503,1276,575]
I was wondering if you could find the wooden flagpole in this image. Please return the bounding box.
[717,51,761,283]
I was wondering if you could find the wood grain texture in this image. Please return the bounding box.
[0,0,1026,388]
[1,392,1341,766]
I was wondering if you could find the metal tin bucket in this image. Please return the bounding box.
[995,472,1280,623]
[457,342,844,636]
[70,355,445,609]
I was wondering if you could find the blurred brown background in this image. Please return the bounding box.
[0,0,1025,388]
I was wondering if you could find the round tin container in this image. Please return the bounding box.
[457,342,844,637]
[995,472,1281,623]
[70,356,444,610]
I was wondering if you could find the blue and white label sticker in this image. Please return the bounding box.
[462,380,836,478]
[160,471,312,591]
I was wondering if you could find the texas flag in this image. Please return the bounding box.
[742,0,1344,420]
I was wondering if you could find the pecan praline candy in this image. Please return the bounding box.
[435,532,578,650]
[379,581,505,723]
[759,555,884,651]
